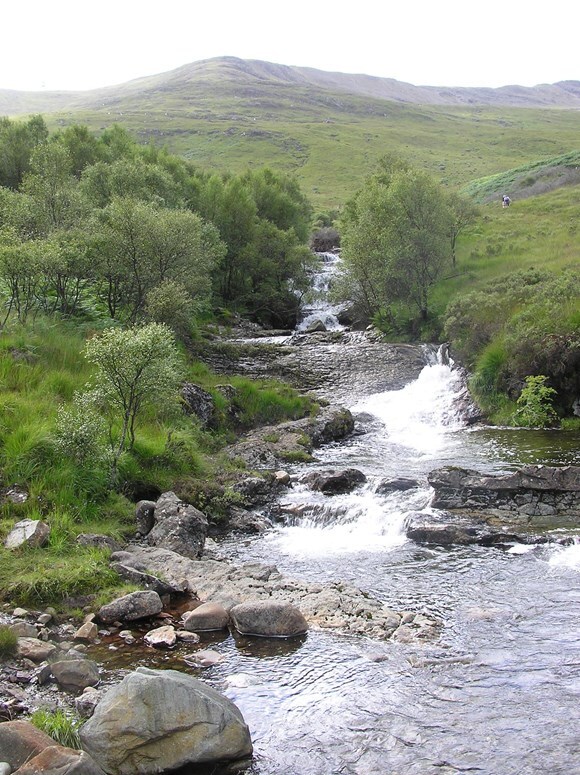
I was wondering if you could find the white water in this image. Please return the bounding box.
[296,252,347,332]
[210,255,580,775]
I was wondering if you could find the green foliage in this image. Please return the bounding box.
[0,115,48,189]
[512,375,559,428]
[30,708,83,748]
[340,156,454,325]
[0,624,18,658]
[83,323,183,468]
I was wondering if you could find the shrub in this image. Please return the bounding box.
[512,375,559,428]
[30,708,82,749]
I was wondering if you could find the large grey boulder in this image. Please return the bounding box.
[181,383,217,428]
[4,519,50,549]
[0,720,54,771]
[147,492,207,559]
[12,745,105,774]
[230,600,308,638]
[80,667,252,774]
[97,590,163,624]
[134,500,156,537]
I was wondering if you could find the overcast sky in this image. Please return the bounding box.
[2,1,578,92]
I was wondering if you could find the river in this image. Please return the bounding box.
[205,253,580,775]
[98,254,580,774]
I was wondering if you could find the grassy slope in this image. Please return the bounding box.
[36,67,578,211]
[431,181,580,320]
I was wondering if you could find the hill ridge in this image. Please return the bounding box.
[1,56,580,116]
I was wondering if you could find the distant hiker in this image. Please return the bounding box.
[502,194,511,208]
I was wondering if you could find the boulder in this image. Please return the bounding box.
[181,383,217,428]
[0,720,54,771]
[304,319,327,333]
[227,506,272,533]
[230,600,308,638]
[97,590,163,624]
[147,492,207,559]
[75,687,104,719]
[80,667,252,774]
[50,659,100,694]
[144,625,177,648]
[12,745,105,775]
[134,500,156,537]
[9,622,38,638]
[303,468,366,495]
[16,637,57,663]
[4,519,50,550]
[74,622,98,643]
[182,602,230,632]
[375,477,420,494]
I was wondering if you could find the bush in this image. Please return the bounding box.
[512,375,559,428]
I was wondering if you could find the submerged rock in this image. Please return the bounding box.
[230,600,308,638]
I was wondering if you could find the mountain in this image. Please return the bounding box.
[2,57,580,114]
[1,57,579,208]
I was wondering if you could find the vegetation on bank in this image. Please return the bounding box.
[0,113,578,612]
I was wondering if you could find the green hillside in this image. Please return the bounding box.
[2,57,578,210]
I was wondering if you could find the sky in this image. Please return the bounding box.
[1,1,578,92]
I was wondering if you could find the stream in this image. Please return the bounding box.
[211,253,580,775]
[108,254,580,774]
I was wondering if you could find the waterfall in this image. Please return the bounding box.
[296,251,347,332]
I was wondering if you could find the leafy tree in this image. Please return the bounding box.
[447,191,479,267]
[80,157,182,209]
[340,158,453,326]
[21,141,83,233]
[55,124,104,178]
[242,167,312,241]
[0,115,48,189]
[83,323,183,473]
[94,197,223,322]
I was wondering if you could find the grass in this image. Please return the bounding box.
[30,708,83,749]
[0,624,18,658]
[430,183,580,323]
[0,314,320,608]
[8,61,575,211]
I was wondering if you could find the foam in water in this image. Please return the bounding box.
[273,353,470,556]
[354,357,467,457]
[548,540,580,569]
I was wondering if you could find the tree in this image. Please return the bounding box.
[447,192,479,267]
[340,158,453,325]
[0,115,48,189]
[83,323,183,474]
[94,197,223,322]
[21,141,83,233]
